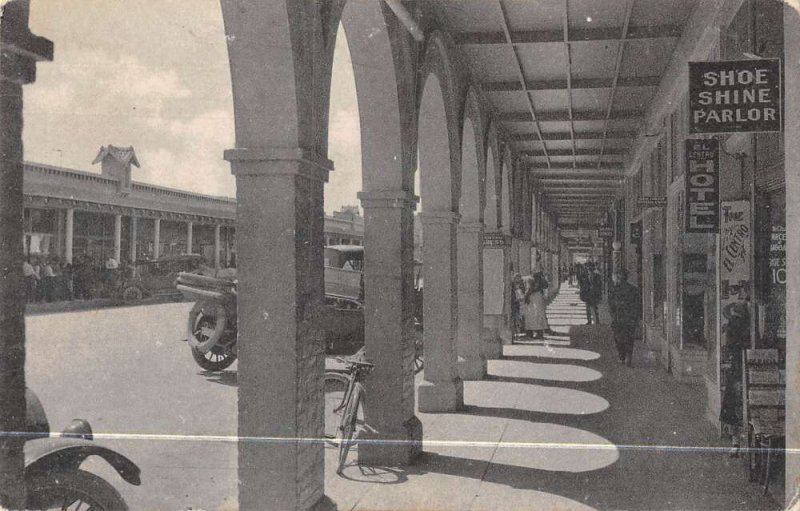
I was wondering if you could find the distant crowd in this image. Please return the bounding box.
[22,254,131,303]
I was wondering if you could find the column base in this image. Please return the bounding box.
[358,415,423,465]
[458,356,487,380]
[481,325,503,360]
[310,495,337,511]
[499,325,514,345]
[417,379,464,413]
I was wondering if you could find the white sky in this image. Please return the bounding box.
[24,0,363,214]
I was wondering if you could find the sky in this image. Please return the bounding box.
[24,0,363,214]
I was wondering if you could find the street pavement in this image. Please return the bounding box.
[24,285,779,510]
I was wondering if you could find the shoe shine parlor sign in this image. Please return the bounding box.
[689,59,782,133]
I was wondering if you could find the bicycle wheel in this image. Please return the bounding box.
[324,372,350,443]
[337,384,362,474]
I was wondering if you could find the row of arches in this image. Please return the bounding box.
[219,2,548,508]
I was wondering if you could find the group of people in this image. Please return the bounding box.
[22,254,127,303]
[511,256,552,340]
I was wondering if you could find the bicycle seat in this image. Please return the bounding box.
[337,350,374,369]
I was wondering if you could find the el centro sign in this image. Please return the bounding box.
[685,139,719,233]
[689,59,781,134]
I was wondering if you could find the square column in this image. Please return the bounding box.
[418,211,464,412]
[186,221,193,254]
[129,216,137,263]
[214,224,221,268]
[225,147,332,511]
[510,237,521,273]
[482,231,510,357]
[457,222,487,380]
[519,239,532,275]
[113,214,122,263]
[153,218,160,259]
[357,190,422,465]
[65,208,74,264]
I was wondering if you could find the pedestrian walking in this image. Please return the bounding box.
[608,268,641,366]
[510,268,525,338]
[522,264,549,339]
[585,263,602,324]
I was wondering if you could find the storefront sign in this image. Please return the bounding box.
[685,139,719,233]
[639,197,667,208]
[689,59,782,133]
[769,224,786,286]
[596,225,614,238]
[482,232,510,248]
[719,201,751,302]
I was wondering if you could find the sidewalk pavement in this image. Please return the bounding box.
[326,284,778,511]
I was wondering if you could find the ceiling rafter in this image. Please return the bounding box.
[496,0,551,168]
[452,24,682,45]
[510,130,636,141]
[499,109,643,122]
[522,148,626,157]
[597,0,636,168]
[562,0,577,169]
[483,76,661,92]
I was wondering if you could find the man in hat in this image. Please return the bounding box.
[608,268,641,366]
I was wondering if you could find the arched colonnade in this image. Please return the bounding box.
[213,1,550,509]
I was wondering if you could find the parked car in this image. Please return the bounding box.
[321,293,365,355]
[121,254,205,301]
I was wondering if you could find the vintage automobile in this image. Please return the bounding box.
[121,254,205,301]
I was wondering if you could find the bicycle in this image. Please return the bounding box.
[324,348,373,474]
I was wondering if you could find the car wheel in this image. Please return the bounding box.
[121,286,143,302]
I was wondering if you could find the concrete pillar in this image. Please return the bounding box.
[225,147,331,511]
[64,208,74,264]
[113,214,122,263]
[784,2,800,503]
[0,2,52,506]
[153,218,160,260]
[129,216,137,263]
[510,237,521,273]
[519,239,532,275]
[357,190,422,465]
[457,222,487,380]
[186,221,193,254]
[214,224,221,269]
[418,211,464,412]
[482,231,510,356]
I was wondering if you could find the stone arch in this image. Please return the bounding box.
[459,87,487,223]
[415,30,466,412]
[500,144,513,235]
[337,0,423,465]
[455,86,488,380]
[416,31,463,213]
[484,122,503,231]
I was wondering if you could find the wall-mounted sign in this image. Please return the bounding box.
[685,139,719,233]
[630,221,642,244]
[482,232,510,248]
[689,59,782,133]
[639,197,667,208]
[597,226,614,238]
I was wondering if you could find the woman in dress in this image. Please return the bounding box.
[522,264,549,339]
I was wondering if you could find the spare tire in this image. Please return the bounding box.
[187,301,227,354]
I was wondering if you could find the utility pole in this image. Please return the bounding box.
[0,1,53,508]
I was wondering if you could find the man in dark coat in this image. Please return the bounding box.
[581,263,602,324]
[608,268,642,366]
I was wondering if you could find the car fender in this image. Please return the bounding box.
[24,437,141,486]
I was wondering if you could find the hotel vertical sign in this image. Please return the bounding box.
[685,139,719,233]
[689,59,782,133]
